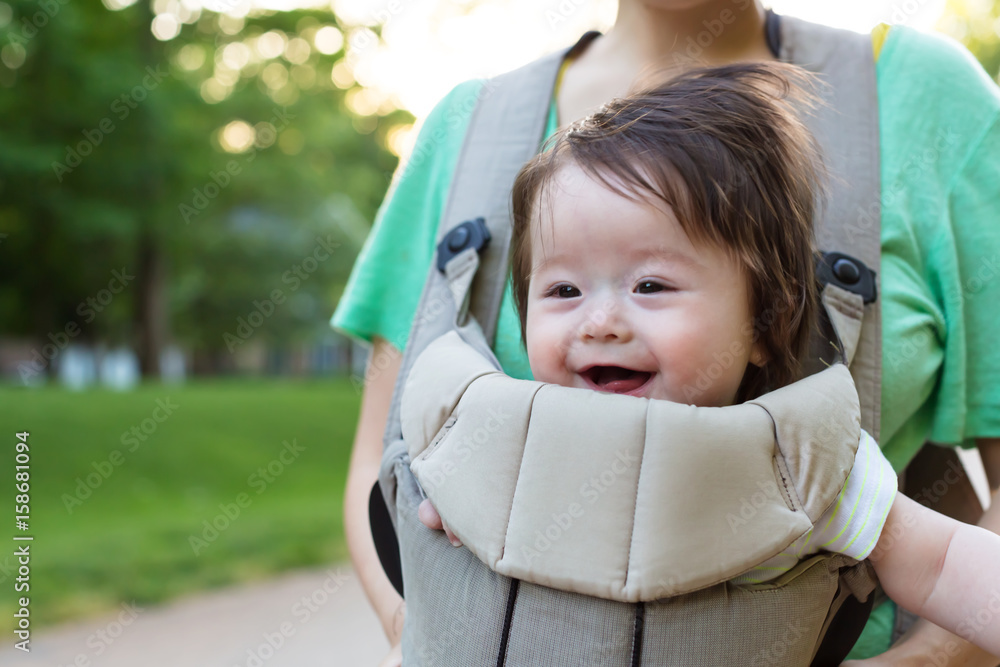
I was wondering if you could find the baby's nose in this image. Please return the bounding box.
[579,300,631,342]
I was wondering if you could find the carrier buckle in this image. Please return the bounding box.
[816,252,877,304]
[437,218,491,272]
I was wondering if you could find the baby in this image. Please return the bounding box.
[419,63,1000,654]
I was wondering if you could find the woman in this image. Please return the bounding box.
[333,2,1000,664]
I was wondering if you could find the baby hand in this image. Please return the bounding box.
[377,642,402,667]
[417,498,462,547]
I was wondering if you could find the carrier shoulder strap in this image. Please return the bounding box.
[382,34,599,449]
[778,15,882,440]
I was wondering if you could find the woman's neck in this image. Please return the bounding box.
[558,1,774,125]
[607,0,772,69]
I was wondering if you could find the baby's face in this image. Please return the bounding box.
[524,163,764,407]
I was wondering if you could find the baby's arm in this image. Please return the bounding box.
[870,492,1000,655]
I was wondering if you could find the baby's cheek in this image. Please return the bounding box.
[525,338,558,384]
[656,325,728,390]
[525,326,571,386]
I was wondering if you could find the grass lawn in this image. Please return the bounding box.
[0,378,360,633]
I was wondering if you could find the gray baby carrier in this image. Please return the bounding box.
[367,12,985,665]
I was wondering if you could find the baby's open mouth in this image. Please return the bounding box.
[582,366,653,395]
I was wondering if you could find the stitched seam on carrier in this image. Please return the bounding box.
[497,383,543,563]
[774,455,797,511]
[622,402,649,592]
[752,401,804,511]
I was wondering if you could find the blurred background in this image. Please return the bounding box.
[0,0,997,662]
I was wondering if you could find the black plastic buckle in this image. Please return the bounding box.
[816,251,877,304]
[436,217,491,272]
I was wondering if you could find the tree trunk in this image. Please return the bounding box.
[134,233,165,377]
[134,0,167,379]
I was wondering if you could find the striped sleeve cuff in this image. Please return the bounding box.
[812,429,898,561]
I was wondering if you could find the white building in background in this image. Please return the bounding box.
[0,336,361,388]
[98,347,141,390]
[41,344,188,390]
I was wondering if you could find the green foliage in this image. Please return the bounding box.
[0,0,409,364]
[0,378,359,630]
[940,0,1000,79]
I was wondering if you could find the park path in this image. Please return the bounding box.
[0,566,389,667]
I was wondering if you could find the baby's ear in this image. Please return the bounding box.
[750,344,769,368]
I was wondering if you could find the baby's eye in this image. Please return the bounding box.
[546,284,581,299]
[635,280,668,294]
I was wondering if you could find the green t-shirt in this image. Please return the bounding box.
[332,25,1000,657]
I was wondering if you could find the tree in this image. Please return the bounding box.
[0,0,407,378]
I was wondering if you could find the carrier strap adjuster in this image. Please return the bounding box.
[437,218,491,272]
[816,251,877,304]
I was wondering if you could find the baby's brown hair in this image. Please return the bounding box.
[510,62,825,402]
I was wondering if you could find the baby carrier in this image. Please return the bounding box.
[368,12,985,666]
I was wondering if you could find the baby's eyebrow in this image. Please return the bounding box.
[637,247,705,271]
[529,246,705,274]
[529,246,568,273]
